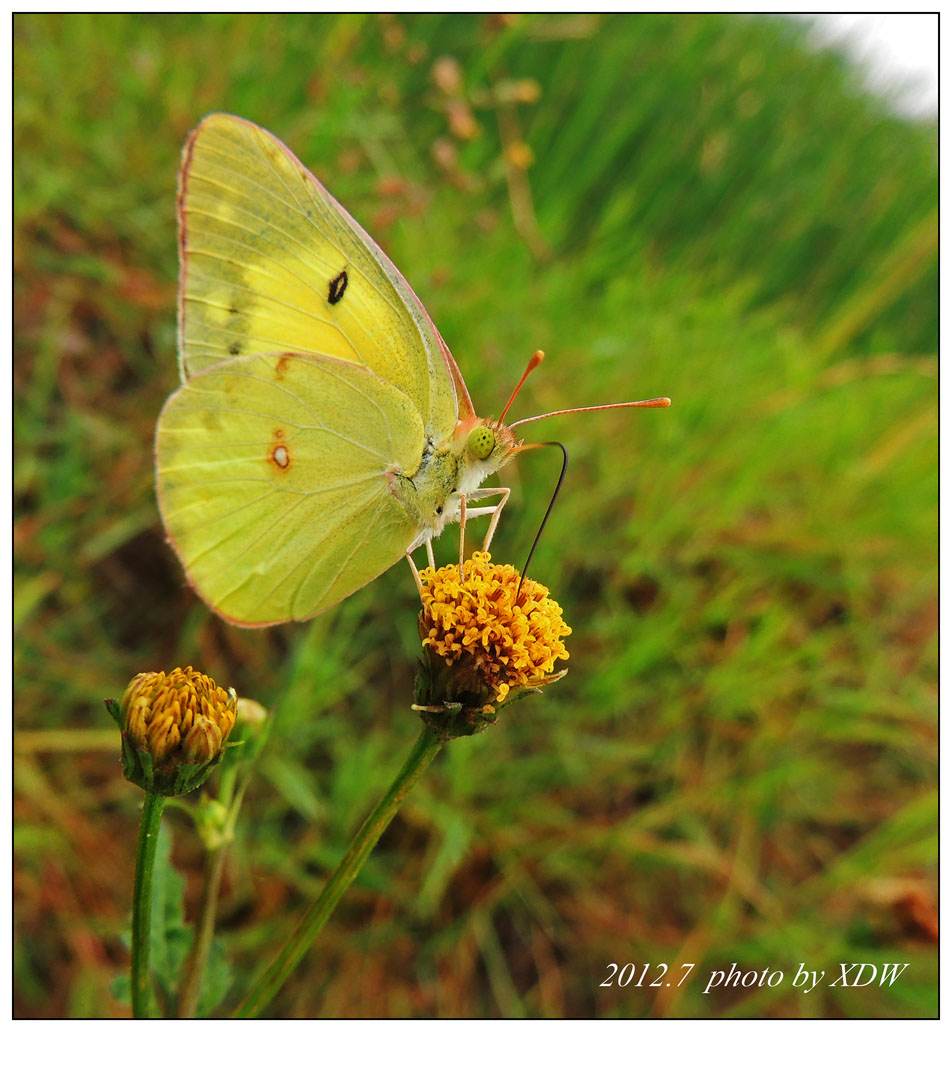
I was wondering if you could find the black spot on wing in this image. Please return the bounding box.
[328,269,348,306]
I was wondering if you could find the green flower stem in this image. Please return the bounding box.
[176,843,226,1018]
[131,791,166,1018]
[233,726,443,1018]
[177,763,254,1017]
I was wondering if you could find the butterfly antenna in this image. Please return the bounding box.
[510,396,670,428]
[516,441,569,597]
[499,350,545,424]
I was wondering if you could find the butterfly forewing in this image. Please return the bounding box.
[177,113,459,440]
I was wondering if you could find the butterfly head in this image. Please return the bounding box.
[457,418,519,492]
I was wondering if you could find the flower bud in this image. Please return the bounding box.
[235,696,268,728]
[106,666,237,797]
[194,796,231,852]
[217,696,273,771]
[414,551,570,738]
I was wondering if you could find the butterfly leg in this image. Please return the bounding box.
[425,538,436,570]
[464,487,511,554]
[458,494,468,580]
[405,553,424,599]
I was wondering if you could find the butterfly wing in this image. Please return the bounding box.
[156,352,425,626]
[158,114,490,624]
[177,113,472,433]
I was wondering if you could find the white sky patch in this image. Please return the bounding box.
[787,13,937,118]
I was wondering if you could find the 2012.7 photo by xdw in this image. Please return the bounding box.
[13,11,936,1029]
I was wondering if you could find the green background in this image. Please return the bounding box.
[14,12,936,1017]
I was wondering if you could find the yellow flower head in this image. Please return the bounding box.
[110,666,237,796]
[415,551,570,736]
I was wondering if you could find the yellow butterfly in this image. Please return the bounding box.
[156,114,669,626]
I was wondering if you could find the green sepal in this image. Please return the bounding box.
[413,654,499,739]
[413,651,568,739]
[118,732,222,798]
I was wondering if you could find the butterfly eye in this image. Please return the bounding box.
[467,426,495,460]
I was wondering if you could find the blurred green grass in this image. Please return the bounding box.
[14,12,936,1017]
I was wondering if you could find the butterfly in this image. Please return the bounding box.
[155,114,669,627]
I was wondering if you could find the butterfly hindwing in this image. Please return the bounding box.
[156,351,424,625]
